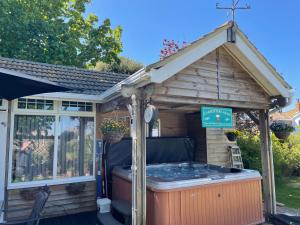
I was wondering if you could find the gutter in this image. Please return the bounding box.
[98,68,149,101]
[29,92,104,103]
[269,90,295,114]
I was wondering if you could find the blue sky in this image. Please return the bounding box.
[86,0,300,109]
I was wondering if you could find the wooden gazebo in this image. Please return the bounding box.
[98,22,294,225]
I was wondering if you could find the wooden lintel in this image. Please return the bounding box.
[152,95,269,110]
[155,104,200,112]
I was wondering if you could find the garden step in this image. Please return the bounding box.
[97,212,123,225]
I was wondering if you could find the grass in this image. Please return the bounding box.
[276,177,300,210]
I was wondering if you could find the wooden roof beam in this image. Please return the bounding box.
[151,95,269,110]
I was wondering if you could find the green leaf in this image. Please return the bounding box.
[0,0,123,67]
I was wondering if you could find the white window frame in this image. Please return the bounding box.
[8,99,96,189]
[0,99,8,111]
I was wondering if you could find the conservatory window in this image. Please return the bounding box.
[57,116,94,178]
[12,115,55,183]
[18,98,54,110]
[61,101,93,112]
[10,99,95,186]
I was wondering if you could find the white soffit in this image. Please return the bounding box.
[149,29,228,83]
[148,28,293,99]
[225,33,293,98]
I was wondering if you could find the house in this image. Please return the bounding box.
[271,99,300,129]
[0,58,130,220]
[0,21,294,224]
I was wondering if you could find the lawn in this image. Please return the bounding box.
[276,177,300,210]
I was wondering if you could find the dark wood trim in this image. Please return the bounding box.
[246,111,260,125]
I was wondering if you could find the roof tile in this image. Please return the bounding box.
[0,57,129,95]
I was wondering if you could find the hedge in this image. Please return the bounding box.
[237,132,300,179]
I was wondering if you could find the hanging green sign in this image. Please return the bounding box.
[201,107,233,128]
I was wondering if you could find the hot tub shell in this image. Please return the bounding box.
[112,163,264,225]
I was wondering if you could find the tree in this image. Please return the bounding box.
[235,112,259,135]
[0,0,122,68]
[94,56,143,74]
[160,39,187,59]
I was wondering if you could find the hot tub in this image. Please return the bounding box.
[112,162,264,225]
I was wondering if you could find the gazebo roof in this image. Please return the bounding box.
[100,22,294,102]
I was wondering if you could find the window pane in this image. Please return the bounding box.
[58,116,94,178]
[36,100,44,110]
[12,115,55,183]
[18,98,27,109]
[27,99,36,109]
[61,101,93,112]
[17,98,54,110]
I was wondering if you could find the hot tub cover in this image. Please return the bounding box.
[105,137,195,196]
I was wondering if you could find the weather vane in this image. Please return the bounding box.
[216,0,250,22]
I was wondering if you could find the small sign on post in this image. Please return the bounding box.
[201,106,233,128]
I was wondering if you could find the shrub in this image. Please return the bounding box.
[237,132,300,179]
[95,57,143,75]
[237,133,262,173]
[283,132,300,176]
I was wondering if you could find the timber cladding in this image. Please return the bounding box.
[206,128,232,166]
[185,113,231,166]
[96,109,188,138]
[159,111,187,137]
[6,181,97,221]
[151,46,270,109]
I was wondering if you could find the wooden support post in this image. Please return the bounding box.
[259,109,276,217]
[129,93,147,225]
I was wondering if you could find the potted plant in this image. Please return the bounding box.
[270,121,295,140]
[225,130,240,142]
[100,119,128,143]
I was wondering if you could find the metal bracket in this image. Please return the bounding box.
[227,27,236,43]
